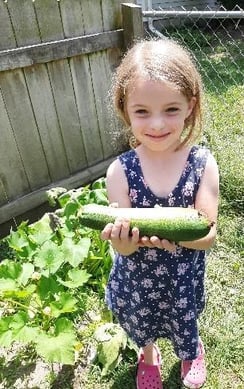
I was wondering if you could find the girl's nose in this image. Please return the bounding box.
[151,115,165,131]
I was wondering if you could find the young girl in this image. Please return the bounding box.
[101,38,219,389]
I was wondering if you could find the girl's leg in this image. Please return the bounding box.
[142,343,160,365]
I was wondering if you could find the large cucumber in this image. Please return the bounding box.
[79,204,213,241]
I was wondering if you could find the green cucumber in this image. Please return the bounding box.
[79,204,213,241]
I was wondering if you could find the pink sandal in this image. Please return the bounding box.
[181,339,206,388]
[136,345,163,389]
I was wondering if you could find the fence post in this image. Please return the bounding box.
[121,3,144,49]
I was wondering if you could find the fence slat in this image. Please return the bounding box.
[0,0,50,191]
[6,0,40,46]
[0,69,51,189]
[0,1,16,50]
[9,1,70,183]
[82,0,119,159]
[0,1,52,191]
[61,0,104,166]
[0,91,30,204]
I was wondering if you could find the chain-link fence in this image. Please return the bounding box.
[143,6,243,96]
[142,5,244,209]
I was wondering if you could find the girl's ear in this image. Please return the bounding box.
[186,97,197,118]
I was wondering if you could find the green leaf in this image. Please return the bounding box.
[54,317,74,335]
[50,292,78,317]
[35,320,76,364]
[34,241,64,274]
[0,328,13,347]
[62,237,91,267]
[3,284,36,299]
[91,177,106,190]
[28,215,53,245]
[0,315,13,346]
[58,268,91,288]
[0,278,18,291]
[94,323,128,375]
[89,189,109,205]
[0,260,22,279]
[37,275,62,300]
[8,228,29,252]
[14,325,40,344]
[9,311,28,330]
[97,335,122,376]
[64,200,79,218]
[18,263,35,286]
[57,192,72,208]
[8,312,39,343]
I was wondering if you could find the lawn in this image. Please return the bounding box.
[0,26,243,389]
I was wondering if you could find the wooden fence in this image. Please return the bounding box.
[0,0,144,236]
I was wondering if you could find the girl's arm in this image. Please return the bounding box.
[179,153,219,250]
[101,159,141,255]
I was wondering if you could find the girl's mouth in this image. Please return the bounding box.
[146,133,170,140]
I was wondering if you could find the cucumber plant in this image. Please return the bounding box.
[0,179,118,366]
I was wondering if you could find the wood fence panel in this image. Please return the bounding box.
[35,0,88,174]
[102,0,126,151]
[0,91,29,202]
[9,0,70,182]
[0,2,31,202]
[0,0,51,191]
[60,0,104,166]
[0,0,134,229]
[102,0,123,30]
[54,0,90,173]
[6,0,40,46]
[0,68,51,189]
[82,0,117,158]
[0,1,16,50]
[45,59,88,173]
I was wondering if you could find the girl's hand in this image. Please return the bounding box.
[101,218,140,256]
[139,236,177,252]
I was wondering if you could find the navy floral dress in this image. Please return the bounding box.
[105,145,210,360]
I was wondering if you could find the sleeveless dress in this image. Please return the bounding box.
[105,145,210,360]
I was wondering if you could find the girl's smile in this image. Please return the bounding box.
[126,79,195,152]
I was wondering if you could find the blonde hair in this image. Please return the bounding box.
[112,38,204,149]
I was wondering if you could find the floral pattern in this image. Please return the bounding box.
[106,145,210,360]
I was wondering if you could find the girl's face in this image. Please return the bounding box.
[126,78,195,153]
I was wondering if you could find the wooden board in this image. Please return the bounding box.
[81,0,119,159]
[0,31,123,71]
[0,91,30,205]
[60,0,104,166]
[7,0,70,182]
[0,1,16,50]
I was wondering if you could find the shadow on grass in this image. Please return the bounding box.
[110,364,137,389]
[163,360,183,389]
[0,354,37,389]
[51,364,75,389]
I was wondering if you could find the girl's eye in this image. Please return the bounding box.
[135,109,148,115]
[166,107,179,113]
